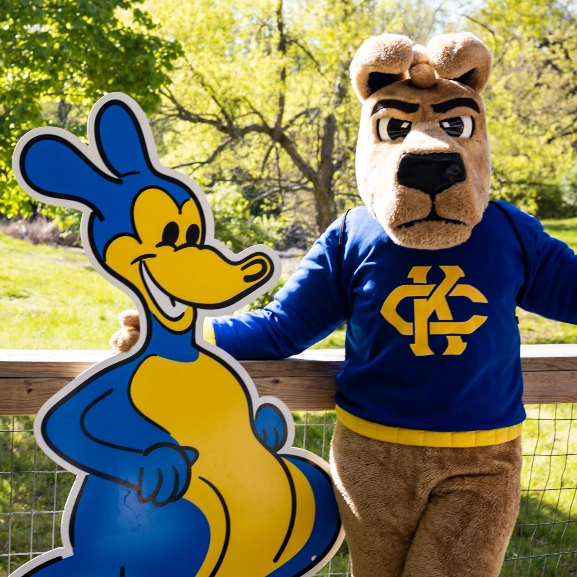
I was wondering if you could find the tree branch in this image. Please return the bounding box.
[247,184,309,208]
[276,131,323,189]
[160,86,225,130]
[319,114,337,191]
[274,0,287,142]
[171,137,233,171]
[282,107,321,130]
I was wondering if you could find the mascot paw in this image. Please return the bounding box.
[255,404,287,452]
[110,309,140,353]
[138,443,198,506]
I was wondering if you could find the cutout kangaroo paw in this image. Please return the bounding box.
[255,404,287,452]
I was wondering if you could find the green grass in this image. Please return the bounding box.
[543,217,577,249]
[1,216,577,349]
[0,232,133,349]
[516,217,577,346]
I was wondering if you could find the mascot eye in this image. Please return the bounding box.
[186,224,200,246]
[158,221,179,247]
[440,116,474,138]
[377,117,412,141]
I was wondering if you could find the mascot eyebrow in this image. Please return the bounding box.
[371,98,481,117]
[432,98,480,113]
[372,100,420,115]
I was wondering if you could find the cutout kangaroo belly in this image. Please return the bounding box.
[130,354,316,576]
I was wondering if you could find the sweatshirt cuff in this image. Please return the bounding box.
[203,318,216,345]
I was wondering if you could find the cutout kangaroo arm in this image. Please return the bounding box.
[43,364,196,505]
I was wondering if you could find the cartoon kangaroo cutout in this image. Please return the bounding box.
[11,93,343,577]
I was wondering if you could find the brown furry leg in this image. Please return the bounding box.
[401,438,522,577]
[330,422,431,577]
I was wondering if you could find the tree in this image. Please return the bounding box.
[145,0,452,235]
[0,0,181,218]
[208,183,284,252]
[466,0,577,217]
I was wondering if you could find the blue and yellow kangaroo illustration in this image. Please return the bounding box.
[12,93,343,577]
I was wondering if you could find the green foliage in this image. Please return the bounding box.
[558,164,577,217]
[144,0,451,234]
[51,208,82,237]
[469,0,577,217]
[241,275,287,312]
[208,184,284,252]
[0,0,182,219]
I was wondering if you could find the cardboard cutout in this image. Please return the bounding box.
[11,93,343,577]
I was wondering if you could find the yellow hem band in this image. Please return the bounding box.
[202,319,216,345]
[336,406,523,448]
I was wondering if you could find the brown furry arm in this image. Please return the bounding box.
[109,310,140,353]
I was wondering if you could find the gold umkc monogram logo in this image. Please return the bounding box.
[381,266,488,356]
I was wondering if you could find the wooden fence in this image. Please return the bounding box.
[0,344,577,415]
[1,345,577,576]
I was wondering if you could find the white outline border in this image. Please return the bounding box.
[10,93,344,577]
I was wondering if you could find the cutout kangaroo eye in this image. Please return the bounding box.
[158,221,179,247]
[440,116,474,138]
[377,117,412,141]
[186,224,200,246]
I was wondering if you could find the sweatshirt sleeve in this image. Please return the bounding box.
[211,218,349,359]
[517,216,577,324]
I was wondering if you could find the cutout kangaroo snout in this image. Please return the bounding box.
[11,94,344,577]
[351,33,493,250]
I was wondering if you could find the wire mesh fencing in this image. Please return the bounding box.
[504,404,577,577]
[0,406,576,577]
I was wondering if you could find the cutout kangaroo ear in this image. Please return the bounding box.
[350,34,413,102]
[13,130,121,219]
[427,33,492,94]
[93,97,154,177]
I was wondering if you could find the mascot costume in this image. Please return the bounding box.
[113,32,577,577]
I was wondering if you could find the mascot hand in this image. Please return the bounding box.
[110,310,140,353]
[137,443,198,506]
[110,311,216,352]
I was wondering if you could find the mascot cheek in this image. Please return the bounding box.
[362,154,431,235]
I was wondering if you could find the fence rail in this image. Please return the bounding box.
[1,344,577,415]
[1,345,577,577]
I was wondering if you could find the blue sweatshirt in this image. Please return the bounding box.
[212,202,577,441]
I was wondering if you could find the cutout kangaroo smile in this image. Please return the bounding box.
[140,261,188,320]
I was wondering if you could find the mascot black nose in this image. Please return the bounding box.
[396,153,466,197]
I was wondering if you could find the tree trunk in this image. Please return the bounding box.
[313,113,338,232]
[312,184,337,232]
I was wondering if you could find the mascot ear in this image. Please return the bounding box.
[350,34,413,102]
[427,33,492,94]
